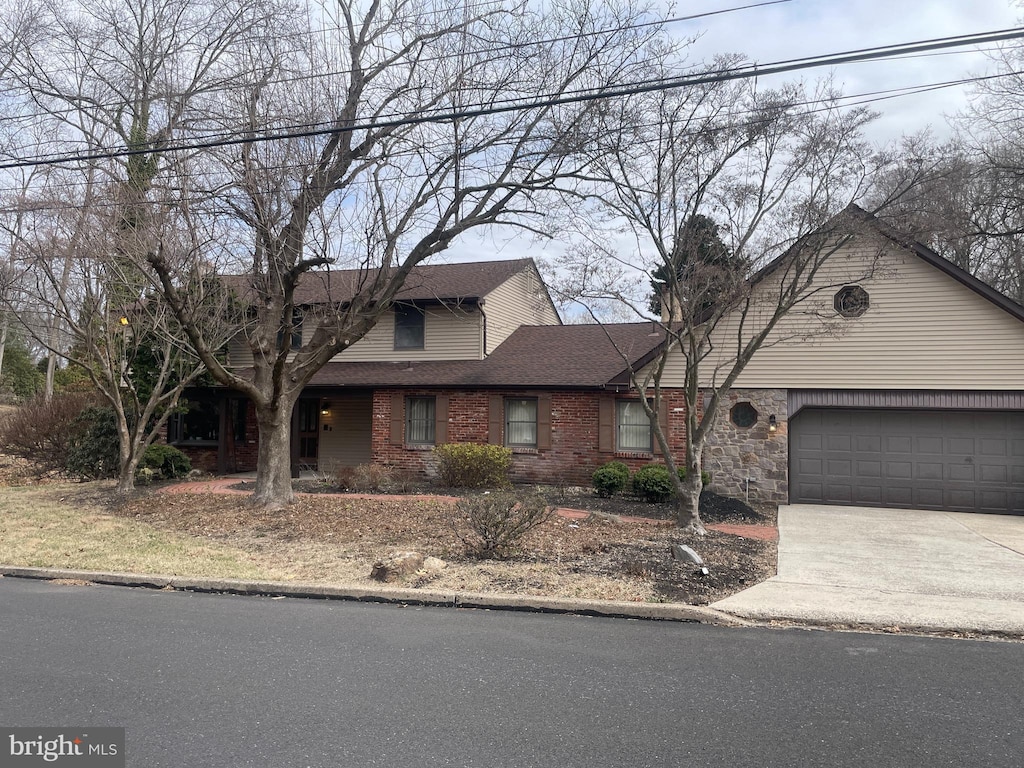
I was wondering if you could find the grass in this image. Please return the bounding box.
[0,484,287,581]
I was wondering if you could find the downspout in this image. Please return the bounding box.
[478,298,488,356]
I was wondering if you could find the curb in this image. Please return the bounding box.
[0,566,747,626]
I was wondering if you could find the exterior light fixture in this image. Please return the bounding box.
[768,414,777,432]
[320,401,331,416]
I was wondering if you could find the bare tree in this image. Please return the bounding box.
[133,0,672,508]
[0,0,259,491]
[556,70,885,532]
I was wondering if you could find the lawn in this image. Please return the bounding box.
[0,479,777,605]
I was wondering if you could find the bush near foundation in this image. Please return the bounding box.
[434,443,512,489]
[632,464,674,503]
[592,461,630,498]
[139,444,192,480]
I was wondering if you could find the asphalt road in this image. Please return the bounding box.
[0,577,1021,768]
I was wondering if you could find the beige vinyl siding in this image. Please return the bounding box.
[318,393,373,469]
[483,267,561,353]
[659,234,1024,390]
[338,304,481,361]
[227,305,482,366]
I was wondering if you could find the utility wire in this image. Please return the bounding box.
[1,25,1022,172]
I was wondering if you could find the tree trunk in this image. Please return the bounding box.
[114,423,138,496]
[252,405,295,509]
[115,454,140,495]
[675,447,707,534]
[0,318,7,382]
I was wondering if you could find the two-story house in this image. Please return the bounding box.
[169,258,683,485]
[171,207,1024,514]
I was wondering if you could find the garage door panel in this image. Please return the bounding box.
[885,487,913,506]
[827,460,852,477]
[886,461,912,479]
[979,464,1007,483]
[855,435,881,452]
[886,436,913,453]
[979,438,1008,456]
[856,460,881,477]
[947,437,975,455]
[947,463,975,482]
[854,485,882,505]
[827,434,851,452]
[790,408,1024,514]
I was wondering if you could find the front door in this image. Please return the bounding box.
[297,399,320,471]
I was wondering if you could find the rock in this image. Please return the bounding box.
[586,511,623,524]
[421,556,446,572]
[670,543,704,565]
[370,551,425,582]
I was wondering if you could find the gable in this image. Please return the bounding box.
[714,232,1024,390]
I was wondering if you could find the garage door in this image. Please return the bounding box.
[789,408,1024,513]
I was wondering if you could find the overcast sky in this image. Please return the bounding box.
[448,1,1024,269]
[682,0,1022,142]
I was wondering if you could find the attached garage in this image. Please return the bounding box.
[790,406,1024,514]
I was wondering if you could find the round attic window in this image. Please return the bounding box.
[834,285,869,318]
[730,402,758,428]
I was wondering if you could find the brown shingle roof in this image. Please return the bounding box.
[304,322,665,389]
[224,258,538,306]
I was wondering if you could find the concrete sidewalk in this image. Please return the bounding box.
[712,504,1024,634]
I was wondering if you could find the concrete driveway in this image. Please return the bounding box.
[712,505,1024,634]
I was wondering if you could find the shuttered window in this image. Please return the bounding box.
[617,400,652,452]
[505,398,538,447]
[406,396,436,444]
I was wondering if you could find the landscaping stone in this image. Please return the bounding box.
[370,551,425,582]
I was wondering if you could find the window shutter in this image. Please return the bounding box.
[653,398,669,455]
[435,395,449,445]
[537,394,552,450]
[598,397,614,453]
[488,395,503,444]
[390,393,404,445]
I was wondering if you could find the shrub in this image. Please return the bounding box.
[632,464,675,503]
[592,461,630,498]
[0,391,98,469]
[434,443,512,489]
[335,463,394,492]
[139,444,192,480]
[677,466,712,488]
[65,406,121,480]
[452,492,553,558]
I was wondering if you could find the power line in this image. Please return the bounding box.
[2,25,1022,173]
[0,0,789,124]
[2,66,1020,216]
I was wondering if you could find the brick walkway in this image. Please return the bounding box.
[160,478,777,541]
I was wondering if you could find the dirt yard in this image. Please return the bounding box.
[109,484,776,605]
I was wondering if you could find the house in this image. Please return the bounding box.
[170,259,688,485]
[171,206,1024,514]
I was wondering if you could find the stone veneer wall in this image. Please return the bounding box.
[703,388,788,504]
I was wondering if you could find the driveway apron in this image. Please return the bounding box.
[712,505,1024,633]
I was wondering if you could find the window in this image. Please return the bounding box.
[276,308,303,350]
[169,396,220,444]
[394,304,425,349]
[834,285,869,318]
[406,396,435,444]
[730,401,758,428]
[617,400,652,452]
[505,398,538,447]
